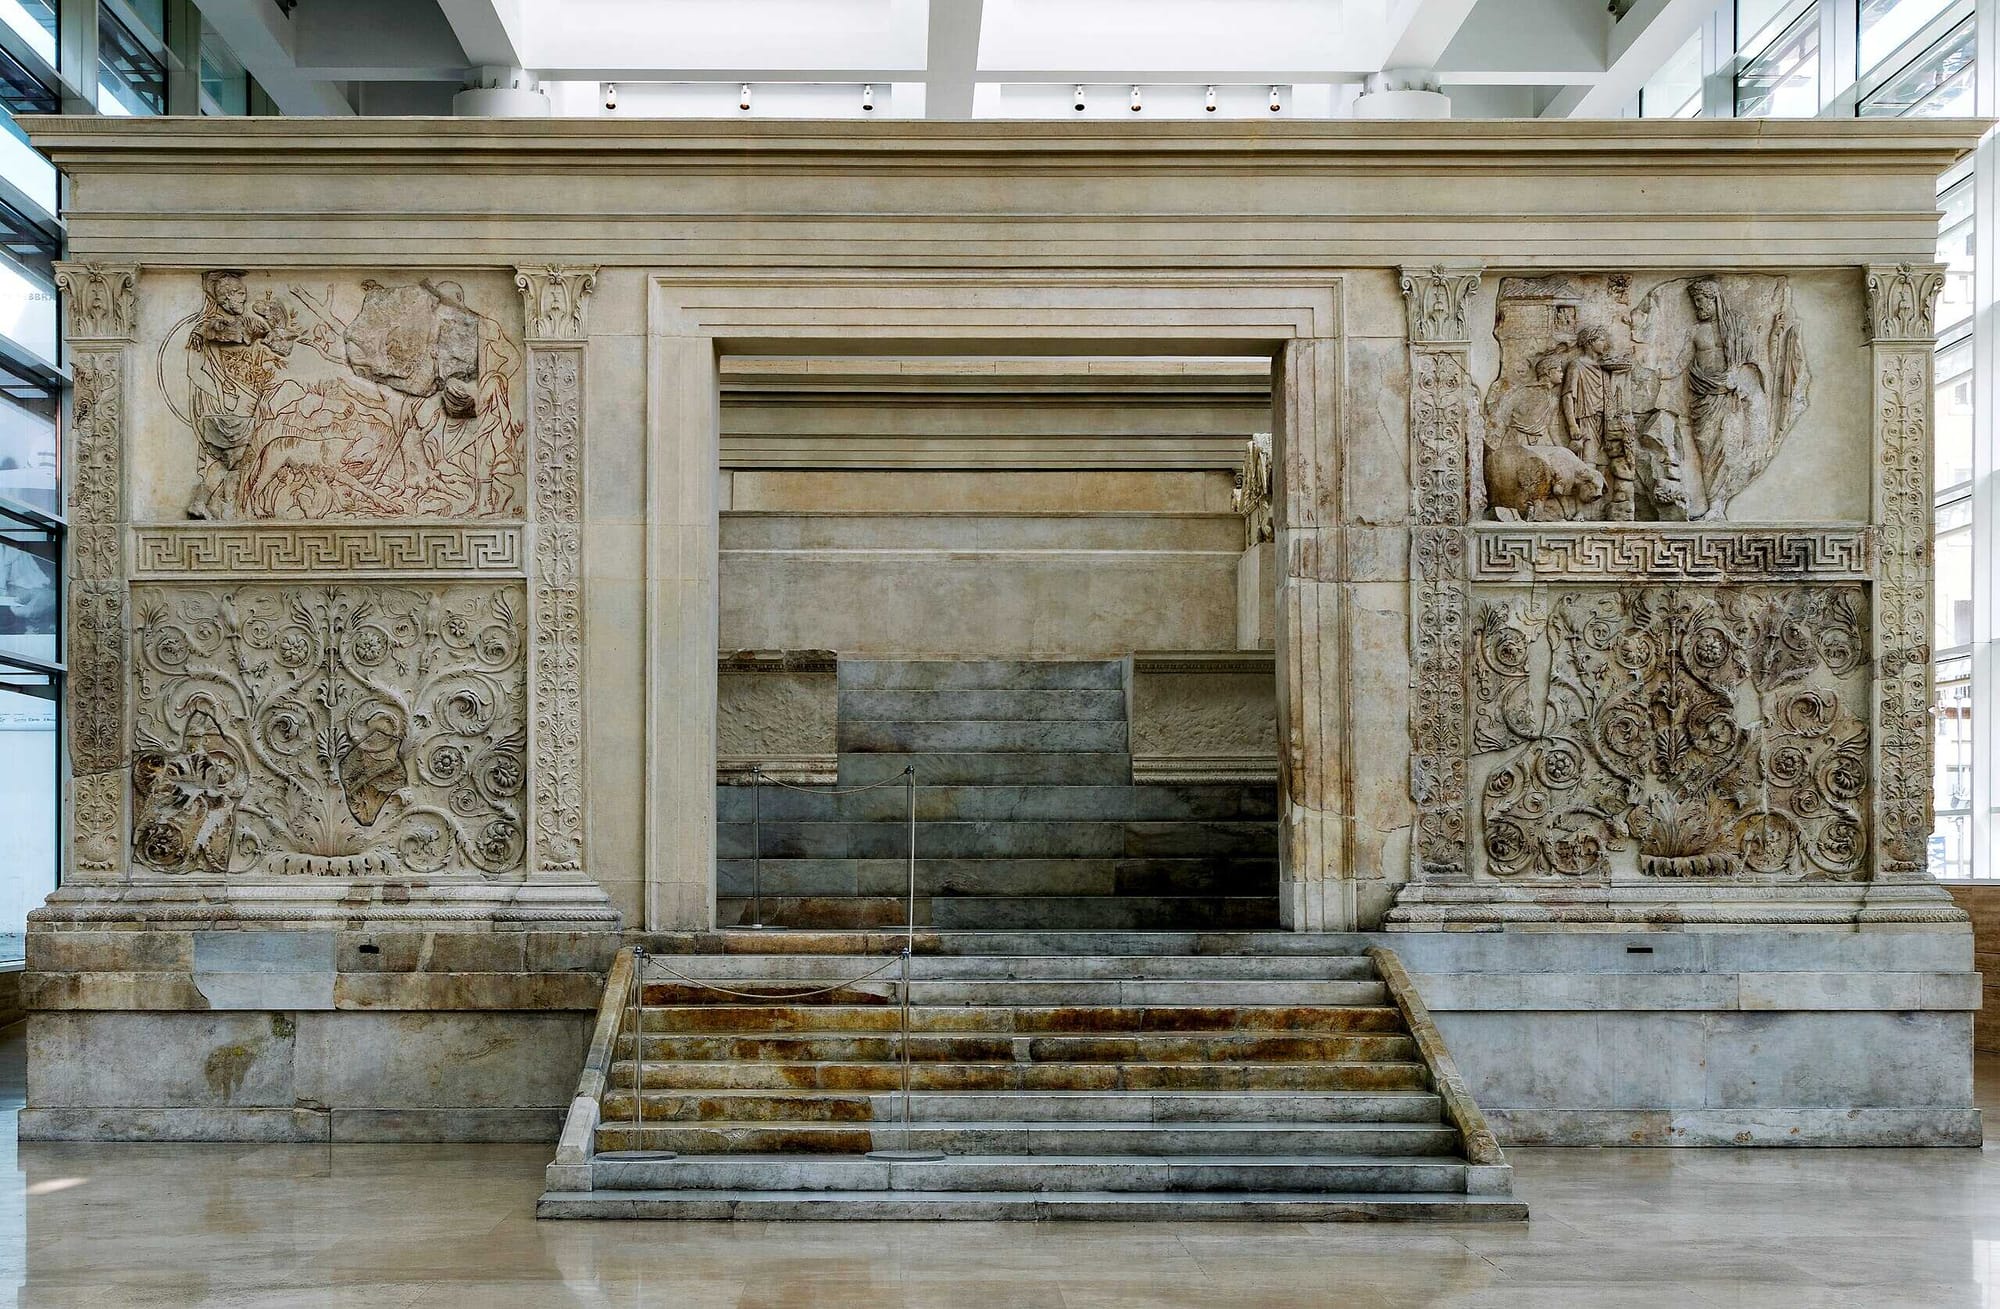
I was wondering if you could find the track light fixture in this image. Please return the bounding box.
[862,83,874,111]
[1204,84,1217,112]
[1130,84,1142,111]
[603,82,617,111]
[739,83,752,110]
[1074,84,1086,111]
[1269,84,1282,112]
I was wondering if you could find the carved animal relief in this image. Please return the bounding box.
[1481,274,1810,523]
[1467,585,1869,882]
[129,584,527,878]
[163,272,526,521]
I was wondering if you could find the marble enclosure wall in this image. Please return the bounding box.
[16,117,1985,1143]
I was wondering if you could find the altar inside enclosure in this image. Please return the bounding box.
[15,116,1984,1148]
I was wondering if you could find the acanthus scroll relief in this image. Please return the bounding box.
[1481,274,1810,523]
[164,271,526,520]
[129,583,527,878]
[1467,584,1870,882]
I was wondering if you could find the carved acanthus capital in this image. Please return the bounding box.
[514,265,599,342]
[1865,263,1946,344]
[1399,264,1482,347]
[53,262,138,342]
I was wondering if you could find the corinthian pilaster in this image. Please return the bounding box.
[515,266,597,873]
[1399,264,1481,884]
[53,262,138,878]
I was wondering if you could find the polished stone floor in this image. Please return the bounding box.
[0,1028,1995,1308]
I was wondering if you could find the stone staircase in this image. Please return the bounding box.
[717,660,1280,930]
[539,933,1524,1221]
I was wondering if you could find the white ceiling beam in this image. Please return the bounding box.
[1386,0,1482,68]
[435,0,526,67]
[926,0,985,118]
[189,0,354,114]
[1541,0,1714,116]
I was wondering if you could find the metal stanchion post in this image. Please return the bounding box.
[749,766,768,929]
[610,947,678,1162]
[867,772,942,1162]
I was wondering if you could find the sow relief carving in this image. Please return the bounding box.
[164,271,526,521]
[1481,274,1810,523]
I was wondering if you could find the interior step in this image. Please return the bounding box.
[715,783,1278,824]
[590,1121,1465,1156]
[838,689,1128,721]
[626,952,1379,980]
[585,1152,1499,1194]
[927,895,1280,931]
[606,1060,1435,1093]
[715,857,1277,899]
[617,1032,1421,1063]
[838,661,1125,691]
[590,1089,1444,1124]
[841,752,1131,786]
[620,1000,1401,1031]
[538,1189,1531,1222]
[840,720,1130,754]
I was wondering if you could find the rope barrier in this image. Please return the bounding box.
[634,950,904,1001]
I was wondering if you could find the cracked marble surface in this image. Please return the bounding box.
[0,1030,1993,1307]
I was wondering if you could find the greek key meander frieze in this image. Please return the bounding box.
[129,583,528,879]
[1471,528,1873,582]
[1468,584,1870,883]
[132,525,526,577]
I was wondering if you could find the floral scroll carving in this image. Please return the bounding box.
[53,262,138,342]
[1482,274,1810,523]
[164,272,526,520]
[1468,585,1870,882]
[1401,264,1481,345]
[514,266,598,342]
[129,584,528,878]
[1865,264,1945,343]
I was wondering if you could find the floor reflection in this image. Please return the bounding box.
[0,1028,1993,1308]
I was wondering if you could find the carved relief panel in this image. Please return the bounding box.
[1480,273,1813,524]
[1466,583,1869,883]
[147,271,526,521]
[128,583,527,878]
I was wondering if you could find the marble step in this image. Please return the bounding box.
[839,720,1130,754]
[842,753,1131,786]
[538,1188,1529,1222]
[838,689,1128,722]
[714,783,1278,824]
[594,1089,1445,1124]
[606,1059,1434,1093]
[716,821,1275,861]
[629,953,1378,981]
[639,978,1386,1007]
[584,1152,1499,1195]
[715,856,1277,899]
[589,1121,1465,1157]
[920,931,1378,956]
[621,1001,1401,1033]
[926,895,1280,931]
[839,661,1125,691]
[615,1031,1421,1063]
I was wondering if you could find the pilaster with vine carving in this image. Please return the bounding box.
[516,266,596,873]
[56,262,140,878]
[1401,265,1481,882]
[1866,263,1946,880]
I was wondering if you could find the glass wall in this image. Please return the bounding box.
[1735,2,1824,115]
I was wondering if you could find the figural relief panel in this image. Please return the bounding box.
[128,583,527,878]
[1466,584,1869,883]
[1481,274,1811,524]
[157,271,525,521]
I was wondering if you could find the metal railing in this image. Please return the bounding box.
[607,763,941,1161]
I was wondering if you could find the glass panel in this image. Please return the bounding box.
[1740,0,1813,54]
[0,522,53,665]
[0,118,55,219]
[1937,501,1972,651]
[114,0,168,49]
[1860,0,1957,72]
[1937,179,1974,335]
[1936,337,1972,493]
[0,674,55,962]
[0,256,54,364]
[0,0,55,68]
[1736,4,1821,117]
[200,24,248,116]
[97,6,165,115]
[1933,663,1973,879]
[1859,19,1975,116]
[1640,31,1702,118]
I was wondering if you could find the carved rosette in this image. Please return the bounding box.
[1402,265,1481,881]
[1866,264,1945,879]
[517,265,596,873]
